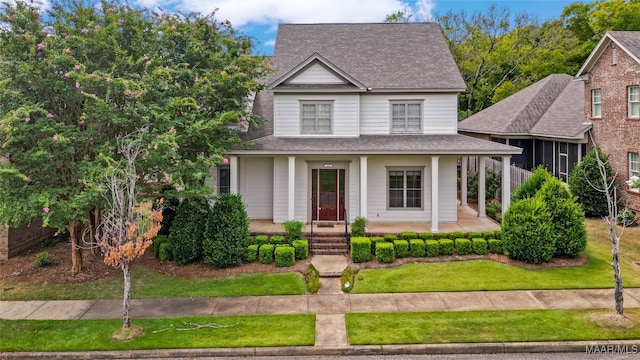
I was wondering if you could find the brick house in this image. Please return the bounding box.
[576,31,640,212]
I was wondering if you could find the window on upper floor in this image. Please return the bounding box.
[218,166,230,194]
[630,152,639,179]
[390,102,422,133]
[629,86,639,118]
[301,102,332,134]
[388,169,422,209]
[592,89,601,118]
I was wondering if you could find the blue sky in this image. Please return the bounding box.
[135,0,584,55]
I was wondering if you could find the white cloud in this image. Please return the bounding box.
[415,0,436,21]
[173,0,413,27]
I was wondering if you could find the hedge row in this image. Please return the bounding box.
[350,237,503,263]
[247,240,309,267]
[390,230,501,241]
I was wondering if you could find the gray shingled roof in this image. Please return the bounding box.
[458,74,590,139]
[610,31,640,59]
[577,31,640,77]
[233,134,521,155]
[268,23,466,91]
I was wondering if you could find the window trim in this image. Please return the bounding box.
[386,167,424,210]
[592,89,602,118]
[630,152,639,179]
[628,86,639,119]
[300,101,334,135]
[389,100,423,134]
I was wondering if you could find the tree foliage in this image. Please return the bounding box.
[0,0,269,272]
[568,148,613,217]
[169,196,208,265]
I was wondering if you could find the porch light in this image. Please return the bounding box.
[323,164,333,168]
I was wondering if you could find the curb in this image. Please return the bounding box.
[2,340,639,359]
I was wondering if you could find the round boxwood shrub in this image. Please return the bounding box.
[370,237,385,255]
[169,196,209,265]
[259,244,275,264]
[203,193,250,268]
[472,238,488,255]
[511,166,552,202]
[488,239,503,254]
[270,235,285,245]
[291,240,309,260]
[246,244,259,262]
[394,240,409,258]
[568,148,613,217]
[439,239,454,255]
[455,238,471,255]
[502,196,555,264]
[351,237,372,263]
[284,220,304,241]
[425,240,439,257]
[409,239,425,257]
[275,246,295,267]
[255,235,269,247]
[401,232,417,241]
[159,242,172,261]
[375,242,395,263]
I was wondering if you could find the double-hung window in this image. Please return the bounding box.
[388,169,422,209]
[592,89,601,118]
[629,86,639,118]
[391,102,422,133]
[630,152,639,179]
[301,102,332,134]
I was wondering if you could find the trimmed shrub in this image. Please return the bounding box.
[568,148,613,217]
[468,168,502,202]
[488,239,503,254]
[291,240,309,260]
[383,234,397,242]
[351,217,367,237]
[472,238,488,255]
[270,235,285,245]
[434,232,448,240]
[170,196,209,265]
[376,242,395,263]
[259,244,275,264]
[502,196,555,264]
[493,230,502,240]
[467,231,482,239]
[409,239,425,257]
[401,232,417,241]
[33,251,52,267]
[341,266,358,293]
[448,231,465,239]
[203,193,250,268]
[305,265,321,294]
[154,184,180,236]
[370,237,385,255]
[425,240,439,257]
[351,237,372,263]
[159,242,172,261]
[455,238,472,255]
[283,220,304,241]
[246,244,259,262]
[418,232,433,240]
[275,246,295,267]
[394,240,409,258]
[481,232,494,240]
[511,166,553,202]
[439,239,454,255]
[152,235,169,257]
[255,235,269,247]
[617,208,638,226]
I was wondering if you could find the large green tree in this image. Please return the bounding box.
[0,0,269,273]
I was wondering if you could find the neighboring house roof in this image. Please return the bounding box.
[267,23,466,92]
[233,134,522,156]
[576,31,640,77]
[458,74,590,140]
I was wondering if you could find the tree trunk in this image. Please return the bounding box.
[122,262,132,328]
[611,222,624,315]
[67,222,83,274]
[89,209,101,255]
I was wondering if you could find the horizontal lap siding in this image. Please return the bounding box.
[240,157,273,219]
[360,94,458,135]
[273,94,359,137]
[287,63,346,84]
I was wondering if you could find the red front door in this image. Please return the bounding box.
[312,169,345,221]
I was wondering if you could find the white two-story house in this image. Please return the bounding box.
[211,23,521,232]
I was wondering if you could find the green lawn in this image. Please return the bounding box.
[0,314,315,352]
[347,309,640,345]
[1,268,307,301]
[352,218,640,293]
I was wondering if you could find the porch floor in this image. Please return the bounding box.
[249,204,500,234]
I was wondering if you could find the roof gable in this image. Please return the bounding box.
[268,23,466,92]
[268,53,366,91]
[576,31,640,77]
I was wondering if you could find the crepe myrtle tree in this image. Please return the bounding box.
[0,0,269,273]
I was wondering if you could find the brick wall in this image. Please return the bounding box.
[0,221,55,260]
[583,41,640,211]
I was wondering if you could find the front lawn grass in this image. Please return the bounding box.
[352,218,640,293]
[0,314,315,352]
[346,309,640,345]
[1,268,307,301]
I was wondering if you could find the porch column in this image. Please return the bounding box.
[461,156,468,206]
[502,155,511,215]
[229,155,238,194]
[360,156,368,219]
[287,156,295,220]
[478,156,486,218]
[431,156,439,233]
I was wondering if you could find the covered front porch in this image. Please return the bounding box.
[249,203,500,235]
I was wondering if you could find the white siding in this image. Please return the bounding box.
[272,157,289,223]
[273,94,359,137]
[239,157,273,219]
[360,93,458,135]
[286,63,346,84]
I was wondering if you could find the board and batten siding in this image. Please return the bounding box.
[286,63,346,84]
[239,157,274,219]
[360,93,458,135]
[273,94,359,137]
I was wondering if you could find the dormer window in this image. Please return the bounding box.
[391,101,422,133]
[301,101,332,134]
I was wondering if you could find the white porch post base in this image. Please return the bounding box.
[431,156,439,233]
